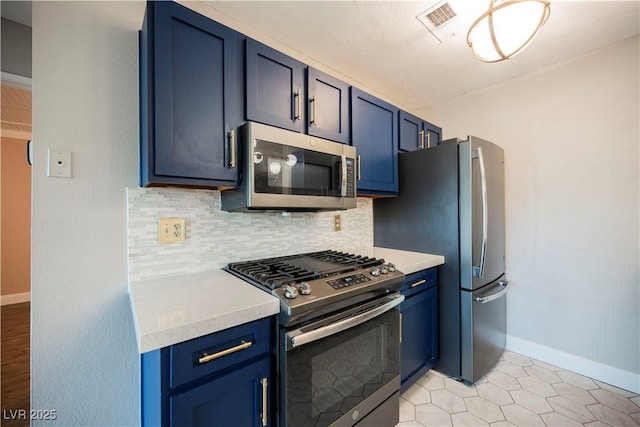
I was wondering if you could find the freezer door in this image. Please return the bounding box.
[460,277,508,383]
[459,137,506,290]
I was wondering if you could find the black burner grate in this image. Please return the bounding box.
[225,250,384,290]
[306,250,383,269]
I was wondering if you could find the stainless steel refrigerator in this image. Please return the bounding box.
[374,136,508,383]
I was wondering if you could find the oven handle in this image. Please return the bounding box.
[286,293,405,349]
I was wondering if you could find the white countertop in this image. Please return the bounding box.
[128,270,280,353]
[367,247,444,275]
[128,247,444,354]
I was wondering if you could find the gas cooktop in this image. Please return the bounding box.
[224,250,405,325]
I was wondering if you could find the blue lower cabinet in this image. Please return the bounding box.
[171,357,271,427]
[399,269,438,392]
[141,317,273,427]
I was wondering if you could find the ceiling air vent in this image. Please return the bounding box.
[417,1,460,43]
[426,2,457,27]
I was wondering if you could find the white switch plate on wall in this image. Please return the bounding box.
[47,149,72,178]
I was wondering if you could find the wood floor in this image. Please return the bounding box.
[1,302,30,427]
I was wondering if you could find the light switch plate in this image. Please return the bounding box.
[47,149,72,178]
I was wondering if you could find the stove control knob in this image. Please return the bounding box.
[370,267,380,277]
[284,284,299,299]
[387,263,396,272]
[298,282,312,295]
[379,266,389,274]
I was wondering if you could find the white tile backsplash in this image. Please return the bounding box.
[127,187,374,282]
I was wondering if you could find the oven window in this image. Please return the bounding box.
[284,310,400,427]
[253,139,342,196]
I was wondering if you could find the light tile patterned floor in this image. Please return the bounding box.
[398,351,640,427]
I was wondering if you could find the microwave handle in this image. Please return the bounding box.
[286,293,404,349]
[341,155,348,197]
[228,129,237,168]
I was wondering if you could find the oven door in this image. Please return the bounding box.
[280,293,403,427]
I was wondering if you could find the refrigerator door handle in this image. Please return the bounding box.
[475,280,508,304]
[473,146,488,278]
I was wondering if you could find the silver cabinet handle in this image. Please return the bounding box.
[419,130,425,149]
[475,281,508,304]
[294,89,301,121]
[260,377,268,427]
[228,129,237,168]
[426,132,431,148]
[410,279,427,288]
[473,146,488,278]
[287,294,404,348]
[198,340,252,364]
[310,96,317,125]
[357,155,362,180]
[399,312,403,344]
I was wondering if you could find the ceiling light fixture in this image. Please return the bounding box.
[467,0,550,63]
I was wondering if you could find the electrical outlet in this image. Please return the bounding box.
[333,215,342,232]
[158,218,186,243]
[47,149,72,178]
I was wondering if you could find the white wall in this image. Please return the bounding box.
[32,2,144,425]
[422,36,640,392]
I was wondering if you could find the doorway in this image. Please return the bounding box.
[1,2,33,424]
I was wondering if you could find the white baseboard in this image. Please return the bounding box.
[1,292,31,306]
[506,335,640,394]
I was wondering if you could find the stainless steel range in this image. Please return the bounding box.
[225,250,405,427]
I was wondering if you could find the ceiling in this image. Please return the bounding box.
[1,1,638,114]
[203,0,640,112]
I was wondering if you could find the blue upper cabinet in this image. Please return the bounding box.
[140,1,242,188]
[246,39,306,133]
[307,68,350,144]
[351,88,399,195]
[399,110,442,152]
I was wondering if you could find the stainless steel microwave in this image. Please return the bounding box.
[221,122,357,212]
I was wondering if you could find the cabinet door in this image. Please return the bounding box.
[307,67,350,144]
[141,1,240,187]
[400,285,438,392]
[398,110,423,152]
[171,357,272,427]
[424,121,442,148]
[351,88,399,195]
[246,39,305,133]
[399,111,442,151]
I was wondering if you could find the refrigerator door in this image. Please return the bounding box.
[461,277,508,383]
[459,137,506,291]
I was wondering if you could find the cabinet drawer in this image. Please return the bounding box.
[170,317,272,389]
[401,268,437,298]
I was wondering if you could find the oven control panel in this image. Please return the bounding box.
[327,273,370,289]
